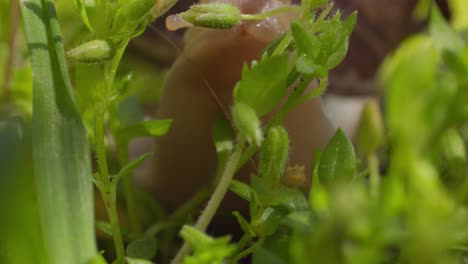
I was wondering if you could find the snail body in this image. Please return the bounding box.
[142,0,335,210]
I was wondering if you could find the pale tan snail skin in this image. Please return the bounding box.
[140,0,335,212]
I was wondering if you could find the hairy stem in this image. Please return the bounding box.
[171,137,246,264]
[95,112,125,260]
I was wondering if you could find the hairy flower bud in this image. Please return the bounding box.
[259,126,290,183]
[232,102,263,146]
[180,3,242,29]
[67,39,112,63]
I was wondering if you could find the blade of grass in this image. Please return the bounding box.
[19,0,97,263]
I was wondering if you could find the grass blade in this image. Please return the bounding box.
[19,0,97,263]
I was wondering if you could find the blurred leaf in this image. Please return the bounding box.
[180,226,235,264]
[356,99,385,155]
[252,246,287,264]
[72,0,96,32]
[233,211,256,238]
[126,238,157,260]
[251,176,309,211]
[430,5,464,52]
[117,119,172,143]
[96,221,113,236]
[20,1,97,263]
[112,153,151,187]
[234,54,290,116]
[449,0,468,30]
[318,129,356,185]
[230,179,255,201]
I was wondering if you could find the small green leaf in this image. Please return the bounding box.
[126,238,157,260]
[251,207,283,237]
[234,54,290,116]
[318,128,356,185]
[72,0,96,32]
[233,211,256,238]
[259,126,290,184]
[180,3,242,29]
[117,119,172,143]
[180,226,235,264]
[230,179,255,201]
[232,102,263,146]
[96,221,113,236]
[112,153,151,187]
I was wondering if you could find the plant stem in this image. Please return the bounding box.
[95,112,125,260]
[171,137,246,264]
[368,153,380,198]
[231,237,265,263]
[92,41,130,261]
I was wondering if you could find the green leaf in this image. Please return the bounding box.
[318,128,356,185]
[251,176,309,211]
[117,119,172,143]
[230,179,255,201]
[113,153,151,188]
[72,0,96,32]
[449,0,468,30]
[180,226,235,264]
[251,207,283,237]
[234,54,290,116]
[430,5,464,52]
[96,221,113,236]
[233,211,256,238]
[20,1,97,263]
[126,238,157,260]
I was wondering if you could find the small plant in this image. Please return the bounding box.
[0,0,467,264]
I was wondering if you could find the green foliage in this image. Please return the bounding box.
[318,128,356,185]
[234,54,290,116]
[180,226,235,264]
[6,0,468,264]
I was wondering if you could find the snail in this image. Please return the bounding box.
[137,0,335,219]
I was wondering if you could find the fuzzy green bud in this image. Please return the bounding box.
[67,39,112,63]
[259,126,290,183]
[232,102,263,146]
[356,99,384,155]
[180,3,242,29]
